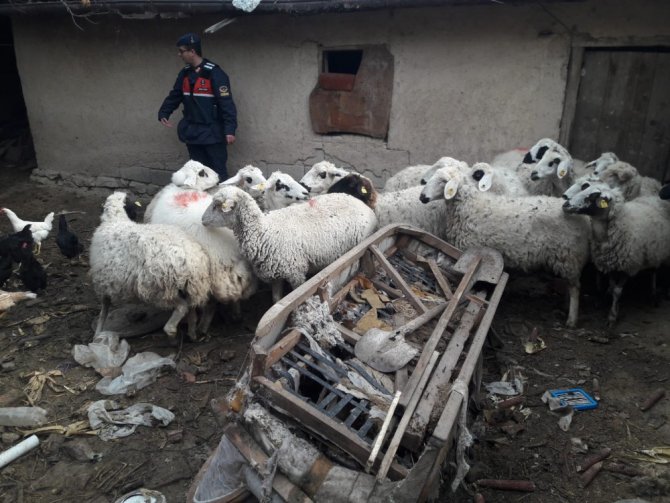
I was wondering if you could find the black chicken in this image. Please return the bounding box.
[56,214,84,259]
[19,253,47,292]
[0,253,12,288]
[0,224,34,262]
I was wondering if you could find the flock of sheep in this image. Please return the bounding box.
[88,139,670,340]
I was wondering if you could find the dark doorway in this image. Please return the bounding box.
[0,16,35,177]
[568,47,670,182]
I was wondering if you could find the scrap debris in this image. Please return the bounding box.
[639,388,666,412]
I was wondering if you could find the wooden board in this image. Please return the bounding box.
[569,48,670,181]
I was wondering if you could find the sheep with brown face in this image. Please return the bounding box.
[327,172,377,209]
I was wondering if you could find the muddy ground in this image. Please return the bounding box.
[0,171,668,503]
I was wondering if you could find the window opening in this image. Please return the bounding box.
[323,50,363,74]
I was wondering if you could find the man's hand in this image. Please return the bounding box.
[226,134,236,145]
[160,118,173,128]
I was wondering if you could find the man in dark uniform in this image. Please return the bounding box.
[158,33,237,179]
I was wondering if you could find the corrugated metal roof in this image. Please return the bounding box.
[0,0,584,17]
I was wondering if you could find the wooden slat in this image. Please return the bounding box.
[370,278,403,298]
[403,292,486,451]
[253,376,408,481]
[395,226,461,260]
[369,244,427,313]
[336,323,361,344]
[559,45,584,147]
[399,256,481,408]
[265,329,303,370]
[376,351,439,481]
[431,275,508,441]
[251,344,268,379]
[427,257,453,300]
[328,277,359,310]
[226,424,314,502]
[418,273,508,502]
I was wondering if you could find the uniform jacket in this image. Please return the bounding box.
[158,59,237,145]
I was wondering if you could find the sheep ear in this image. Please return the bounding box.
[556,159,572,179]
[617,167,635,182]
[182,171,197,188]
[444,179,460,199]
[478,173,493,192]
[220,198,236,212]
[220,173,242,186]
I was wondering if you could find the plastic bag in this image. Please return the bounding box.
[95,352,175,395]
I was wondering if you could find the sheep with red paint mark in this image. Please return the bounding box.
[144,160,257,332]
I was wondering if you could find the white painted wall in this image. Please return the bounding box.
[10,0,670,193]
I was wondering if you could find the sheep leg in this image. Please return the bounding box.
[186,308,198,341]
[164,300,189,339]
[271,280,285,304]
[197,299,217,335]
[94,296,111,336]
[228,301,242,322]
[607,273,628,327]
[651,270,659,307]
[566,283,580,329]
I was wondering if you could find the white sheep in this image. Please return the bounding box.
[596,161,662,200]
[490,147,528,169]
[327,172,450,239]
[260,171,310,211]
[219,165,267,201]
[300,161,349,195]
[420,165,591,328]
[562,181,670,325]
[585,151,619,176]
[201,187,377,303]
[90,192,211,340]
[585,153,661,199]
[144,160,220,223]
[468,162,529,197]
[418,157,470,185]
[383,157,467,191]
[384,162,434,191]
[516,139,589,197]
[145,163,258,332]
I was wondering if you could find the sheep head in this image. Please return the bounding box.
[327,173,378,209]
[469,163,495,192]
[586,152,619,175]
[420,156,468,185]
[171,160,220,190]
[521,138,557,165]
[263,171,310,210]
[562,181,618,215]
[220,165,266,195]
[420,165,465,203]
[300,161,349,195]
[562,175,599,201]
[530,145,573,181]
[202,186,243,228]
